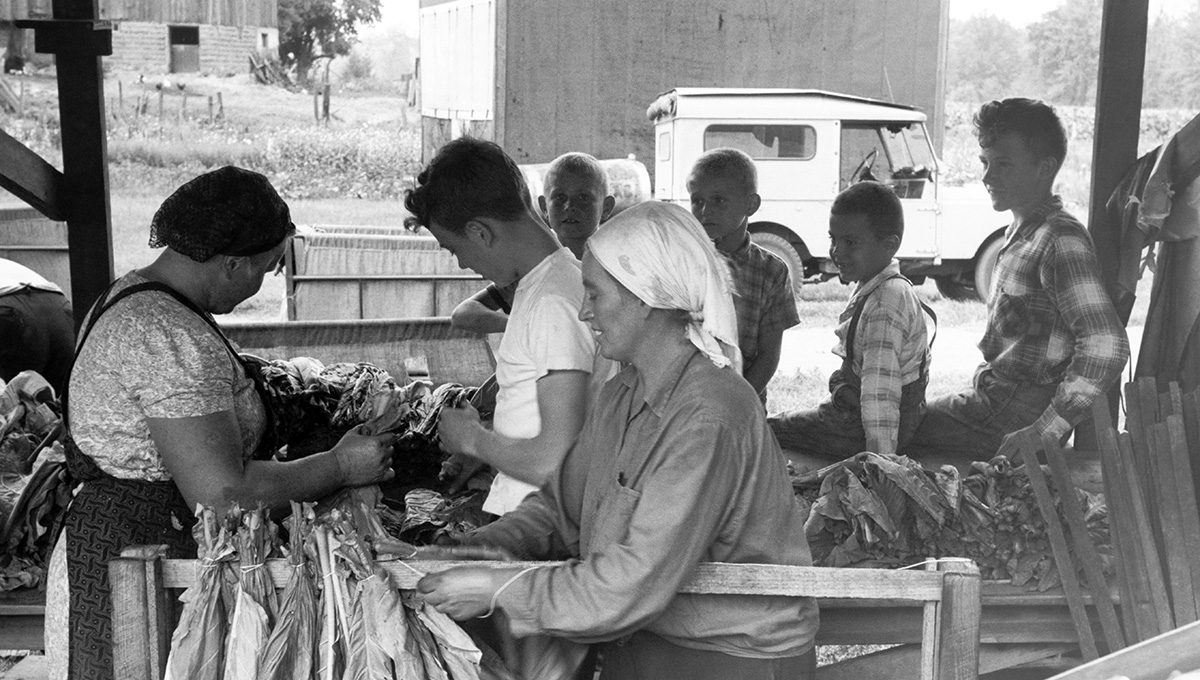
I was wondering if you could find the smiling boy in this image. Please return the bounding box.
[900,98,1129,461]
[769,181,931,459]
[404,137,597,515]
[688,148,799,402]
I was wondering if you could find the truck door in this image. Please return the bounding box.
[840,122,939,259]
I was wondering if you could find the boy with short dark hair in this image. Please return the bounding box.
[405,137,598,516]
[900,98,1129,461]
[769,181,932,459]
[687,148,798,402]
[450,151,615,334]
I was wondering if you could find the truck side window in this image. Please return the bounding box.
[840,126,886,190]
[703,124,815,160]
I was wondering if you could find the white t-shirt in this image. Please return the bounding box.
[483,248,596,515]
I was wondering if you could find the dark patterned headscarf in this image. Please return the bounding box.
[148,166,294,262]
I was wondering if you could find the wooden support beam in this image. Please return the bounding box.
[0,130,65,220]
[47,0,115,327]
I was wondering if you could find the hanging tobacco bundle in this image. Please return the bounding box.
[164,506,237,680]
[224,505,280,680]
[258,502,320,680]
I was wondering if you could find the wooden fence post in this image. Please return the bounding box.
[217,91,224,119]
[110,545,172,680]
[207,95,213,124]
[936,559,981,680]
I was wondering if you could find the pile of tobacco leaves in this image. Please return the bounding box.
[795,453,1111,590]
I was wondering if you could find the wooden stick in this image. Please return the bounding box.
[1117,431,1174,635]
[1150,420,1197,624]
[1017,431,1099,660]
[1166,413,1200,618]
[315,527,337,680]
[1042,435,1125,653]
[1184,389,1200,526]
[1096,402,1139,642]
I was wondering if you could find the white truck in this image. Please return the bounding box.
[648,88,1005,300]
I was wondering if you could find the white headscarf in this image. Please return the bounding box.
[588,201,741,370]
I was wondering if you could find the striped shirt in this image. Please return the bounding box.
[981,196,1129,439]
[834,260,930,455]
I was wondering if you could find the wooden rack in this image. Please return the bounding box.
[109,548,981,680]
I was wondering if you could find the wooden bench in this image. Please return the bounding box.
[108,548,981,680]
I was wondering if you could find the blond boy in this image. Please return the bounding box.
[687,148,798,401]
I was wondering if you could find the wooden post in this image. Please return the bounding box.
[18,77,24,117]
[157,87,164,125]
[207,95,213,124]
[936,559,980,680]
[117,78,122,111]
[110,545,171,680]
[180,90,187,122]
[1077,0,1150,451]
[322,83,331,123]
[217,91,223,119]
[313,86,319,122]
[51,0,116,327]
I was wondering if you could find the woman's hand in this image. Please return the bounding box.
[417,565,516,620]
[330,425,396,486]
[437,403,484,457]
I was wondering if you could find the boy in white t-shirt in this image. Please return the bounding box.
[404,137,598,515]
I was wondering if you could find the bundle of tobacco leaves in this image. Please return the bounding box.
[0,446,70,591]
[797,453,1111,590]
[164,506,238,680]
[258,502,319,680]
[0,371,61,478]
[224,506,280,680]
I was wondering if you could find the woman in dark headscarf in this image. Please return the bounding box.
[52,166,394,679]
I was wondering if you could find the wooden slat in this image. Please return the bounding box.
[1018,432,1099,660]
[1150,421,1197,624]
[1184,389,1200,533]
[1042,436,1125,653]
[1043,618,1200,680]
[936,559,981,680]
[158,559,949,601]
[1117,431,1174,635]
[0,129,65,220]
[1166,413,1200,618]
[1094,400,1140,642]
[1162,382,1184,418]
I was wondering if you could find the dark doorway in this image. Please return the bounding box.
[168,25,200,73]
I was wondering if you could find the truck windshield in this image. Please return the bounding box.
[841,122,936,197]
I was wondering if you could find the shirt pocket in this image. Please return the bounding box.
[590,484,642,549]
[993,289,1054,338]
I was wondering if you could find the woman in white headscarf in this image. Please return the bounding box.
[419,202,818,680]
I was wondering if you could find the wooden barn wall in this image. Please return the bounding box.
[0,0,276,27]
[495,0,948,166]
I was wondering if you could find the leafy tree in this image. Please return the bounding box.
[1170,5,1200,109]
[947,14,1027,103]
[279,0,382,85]
[1026,0,1102,105]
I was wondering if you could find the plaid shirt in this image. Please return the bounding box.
[725,236,800,364]
[981,196,1129,439]
[835,260,930,455]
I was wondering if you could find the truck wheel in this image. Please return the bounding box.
[972,236,1004,304]
[751,232,804,294]
[934,276,975,301]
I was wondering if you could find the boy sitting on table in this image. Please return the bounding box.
[405,138,599,517]
[687,148,798,402]
[769,181,933,460]
[450,152,615,335]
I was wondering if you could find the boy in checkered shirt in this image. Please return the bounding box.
[900,98,1129,461]
[687,148,799,403]
[769,181,933,459]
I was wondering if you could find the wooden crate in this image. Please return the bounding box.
[285,228,485,321]
[109,550,982,680]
